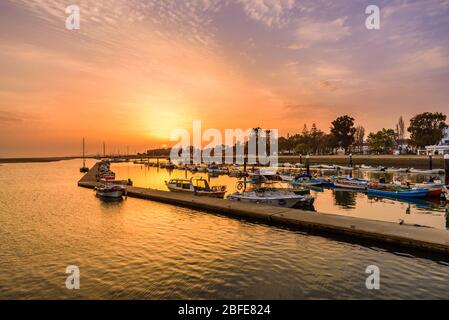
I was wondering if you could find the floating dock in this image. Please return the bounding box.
[78,163,449,255]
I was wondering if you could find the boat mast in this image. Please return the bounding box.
[82,137,86,167]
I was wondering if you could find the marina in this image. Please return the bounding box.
[77,158,449,255]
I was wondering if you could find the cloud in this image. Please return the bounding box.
[289,17,351,48]
[237,0,295,27]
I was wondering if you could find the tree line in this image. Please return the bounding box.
[278,112,448,155]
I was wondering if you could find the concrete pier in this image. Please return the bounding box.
[78,162,449,255]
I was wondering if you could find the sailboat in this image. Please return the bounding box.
[80,137,89,173]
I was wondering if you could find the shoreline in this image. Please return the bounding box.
[0,157,81,164]
[1,154,445,169]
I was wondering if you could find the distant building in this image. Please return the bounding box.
[423,127,449,155]
[393,138,411,155]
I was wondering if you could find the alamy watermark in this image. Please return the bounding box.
[169,120,278,166]
[65,265,80,290]
[366,5,381,30]
[64,4,380,31]
[365,265,380,290]
[65,5,80,30]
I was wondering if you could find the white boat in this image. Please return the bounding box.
[413,180,444,189]
[409,168,445,175]
[357,165,385,172]
[228,189,314,208]
[165,178,227,198]
[385,167,409,173]
[279,174,295,182]
[333,178,369,190]
[95,183,126,199]
[316,164,336,170]
[335,165,353,171]
[294,163,304,168]
[282,162,292,168]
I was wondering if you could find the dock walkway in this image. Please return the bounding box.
[78,163,449,255]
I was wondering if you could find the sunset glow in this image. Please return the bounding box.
[1,0,448,156]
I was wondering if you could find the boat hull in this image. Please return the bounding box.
[367,189,428,198]
[228,195,302,208]
[96,190,124,198]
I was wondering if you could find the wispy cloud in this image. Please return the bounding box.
[289,17,351,49]
[237,0,295,27]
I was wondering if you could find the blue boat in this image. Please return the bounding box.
[367,188,428,198]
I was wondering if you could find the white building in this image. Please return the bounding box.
[424,127,449,155]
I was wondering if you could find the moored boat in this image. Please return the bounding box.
[165,178,227,198]
[228,189,314,208]
[385,167,409,173]
[95,183,126,199]
[333,178,368,190]
[409,168,445,174]
[367,188,428,198]
[357,164,385,172]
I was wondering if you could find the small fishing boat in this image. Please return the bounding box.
[165,162,176,170]
[335,165,354,171]
[357,165,385,172]
[385,167,409,173]
[279,173,295,182]
[333,178,368,190]
[165,178,227,198]
[367,188,428,198]
[95,183,126,199]
[316,164,336,170]
[290,173,324,187]
[409,168,445,175]
[228,189,314,208]
[98,171,115,181]
[207,164,228,175]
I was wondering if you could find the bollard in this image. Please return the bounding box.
[306,155,310,175]
[349,153,353,167]
[444,154,449,185]
[429,154,433,170]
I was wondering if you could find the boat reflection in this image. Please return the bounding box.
[333,190,357,209]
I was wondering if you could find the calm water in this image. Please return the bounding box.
[114,162,449,229]
[1,159,449,299]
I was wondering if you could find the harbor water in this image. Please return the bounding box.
[114,162,449,230]
[1,159,449,299]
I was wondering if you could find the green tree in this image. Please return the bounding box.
[330,115,356,152]
[367,129,397,154]
[407,112,448,148]
[309,123,325,155]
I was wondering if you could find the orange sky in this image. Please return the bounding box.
[1,0,448,157]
